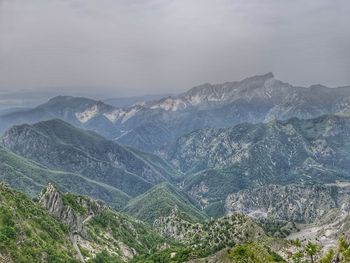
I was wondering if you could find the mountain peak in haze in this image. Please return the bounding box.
[242,72,274,81]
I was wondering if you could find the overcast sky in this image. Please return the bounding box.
[0,0,349,102]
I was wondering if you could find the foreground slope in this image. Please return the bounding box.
[2,183,344,262]
[137,207,291,262]
[39,184,166,262]
[0,183,78,262]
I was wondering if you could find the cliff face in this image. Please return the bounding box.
[225,183,350,223]
[37,184,166,262]
[38,183,101,232]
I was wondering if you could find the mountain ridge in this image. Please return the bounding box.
[2,73,350,152]
[0,119,179,198]
[162,114,350,214]
[124,182,207,224]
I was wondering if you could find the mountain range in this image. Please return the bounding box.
[1,73,350,152]
[162,114,350,215]
[2,73,350,262]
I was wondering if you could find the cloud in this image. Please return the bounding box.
[0,0,349,99]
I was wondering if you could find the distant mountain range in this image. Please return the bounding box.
[103,94,174,108]
[1,73,350,152]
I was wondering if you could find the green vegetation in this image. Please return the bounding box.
[319,249,335,263]
[169,115,350,216]
[125,146,183,182]
[39,184,168,262]
[88,209,165,255]
[154,210,267,256]
[229,242,286,263]
[62,192,89,215]
[257,219,297,238]
[1,119,182,199]
[305,242,320,263]
[0,183,78,262]
[288,237,350,263]
[131,246,195,263]
[339,236,350,262]
[124,182,208,224]
[87,250,123,263]
[0,146,130,209]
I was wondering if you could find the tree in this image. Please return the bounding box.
[305,242,320,263]
[319,249,335,263]
[339,236,350,262]
[292,250,303,263]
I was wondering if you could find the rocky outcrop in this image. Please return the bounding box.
[38,183,102,232]
[38,184,161,262]
[225,183,350,223]
[39,184,82,231]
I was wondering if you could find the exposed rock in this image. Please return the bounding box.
[39,183,102,232]
[39,183,81,231]
[164,115,350,214]
[225,183,350,223]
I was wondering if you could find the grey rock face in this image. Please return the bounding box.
[225,183,350,223]
[39,184,83,231]
[39,183,102,232]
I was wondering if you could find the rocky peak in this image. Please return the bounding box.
[242,72,274,82]
[39,184,103,232]
[39,184,83,231]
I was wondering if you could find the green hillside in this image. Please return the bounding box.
[39,184,167,262]
[1,119,180,197]
[0,146,129,209]
[124,183,208,224]
[0,183,78,262]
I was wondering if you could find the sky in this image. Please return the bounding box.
[0,0,349,105]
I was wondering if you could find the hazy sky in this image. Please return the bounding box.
[0,0,349,100]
